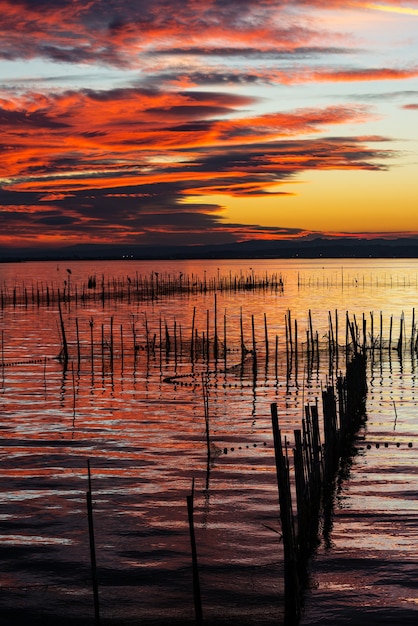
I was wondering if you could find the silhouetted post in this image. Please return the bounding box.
[389,315,393,352]
[213,294,218,361]
[251,314,257,378]
[275,334,279,382]
[223,310,227,368]
[187,480,202,624]
[264,312,269,360]
[75,318,81,369]
[271,403,300,625]
[240,307,245,361]
[120,324,124,372]
[191,306,196,362]
[380,311,383,353]
[86,460,100,626]
[397,311,404,355]
[110,316,114,371]
[57,291,68,369]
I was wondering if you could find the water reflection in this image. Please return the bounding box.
[1,259,418,624]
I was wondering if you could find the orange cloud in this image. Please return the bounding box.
[0,87,378,186]
[0,80,394,249]
[312,68,418,82]
[0,0,417,249]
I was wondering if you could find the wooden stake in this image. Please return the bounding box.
[187,480,202,625]
[86,460,100,626]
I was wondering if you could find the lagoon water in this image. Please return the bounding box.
[0,258,418,625]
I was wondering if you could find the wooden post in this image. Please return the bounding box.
[389,315,393,352]
[89,317,94,371]
[202,378,211,464]
[206,310,210,362]
[57,291,68,369]
[294,319,298,379]
[380,311,383,354]
[187,480,202,624]
[264,312,269,359]
[240,307,245,361]
[271,403,300,625]
[251,314,257,379]
[109,316,114,371]
[86,460,100,626]
[191,306,196,362]
[213,294,218,361]
[120,324,124,373]
[308,309,314,360]
[101,324,104,373]
[76,317,81,370]
[275,334,279,382]
[223,310,227,369]
[397,312,404,355]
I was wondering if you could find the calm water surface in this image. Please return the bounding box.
[1,258,417,624]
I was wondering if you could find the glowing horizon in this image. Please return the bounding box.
[1,0,418,250]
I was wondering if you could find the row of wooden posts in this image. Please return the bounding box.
[0,269,284,308]
[84,350,367,626]
[55,292,418,382]
[3,267,417,309]
[271,350,367,625]
[297,270,418,290]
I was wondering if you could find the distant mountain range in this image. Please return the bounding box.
[2,236,418,262]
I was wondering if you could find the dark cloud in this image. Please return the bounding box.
[144,105,237,120]
[0,131,393,246]
[348,90,418,102]
[153,72,266,86]
[0,108,69,129]
[0,71,393,249]
[155,46,355,58]
[0,0,349,67]
[35,212,79,226]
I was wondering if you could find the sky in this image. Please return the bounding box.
[1,0,418,251]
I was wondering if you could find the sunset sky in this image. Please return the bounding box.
[1,0,418,250]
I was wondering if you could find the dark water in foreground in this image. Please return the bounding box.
[1,258,418,624]
[301,358,418,625]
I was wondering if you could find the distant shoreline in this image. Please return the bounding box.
[2,236,418,263]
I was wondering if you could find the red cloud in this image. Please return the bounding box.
[0,87,380,193]
[0,81,394,247]
[0,0,416,248]
[312,68,418,83]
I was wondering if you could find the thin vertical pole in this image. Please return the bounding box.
[86,460,100,625]
[57,291,68,368]
[271,403,300,624]
[191,306,196,362]
[76,317,81,369]
[187,480,202,624]
[213,293,218,361]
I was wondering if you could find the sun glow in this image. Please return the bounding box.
[366,3,418,16]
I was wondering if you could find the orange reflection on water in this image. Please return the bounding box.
[1,258,418,623]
